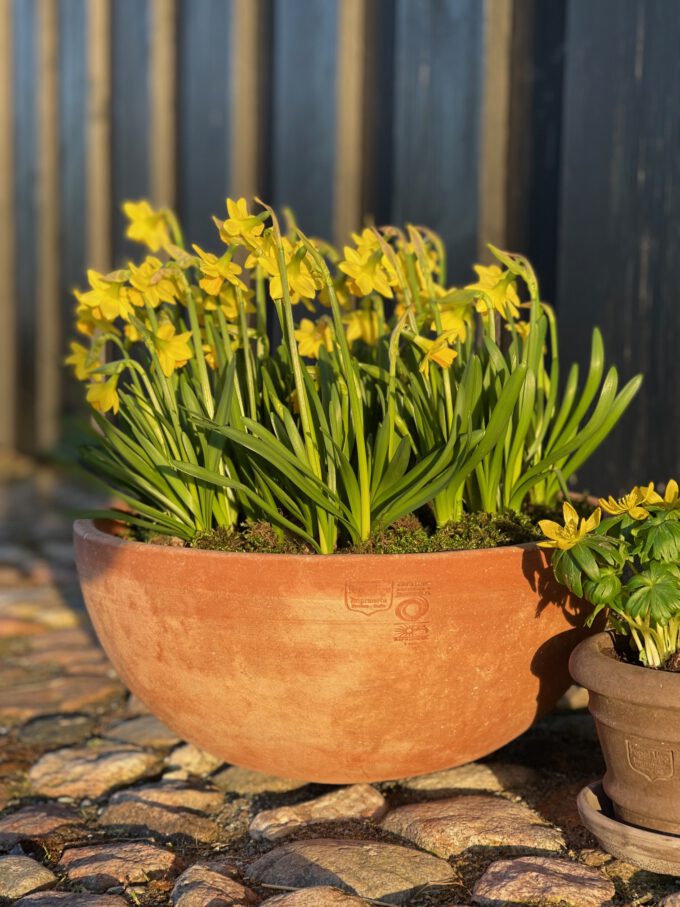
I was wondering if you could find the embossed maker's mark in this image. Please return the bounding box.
[345,581,393,616]
[394,623,430,643]
[395,596,430,622]
[626,739,675,782]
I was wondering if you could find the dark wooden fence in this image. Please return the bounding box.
[2,0,678,493]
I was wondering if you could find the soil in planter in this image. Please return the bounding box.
[155,510,544,554]
[608,632,680,674]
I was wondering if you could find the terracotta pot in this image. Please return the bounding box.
[570,632,680,835]
[74,519,592,783]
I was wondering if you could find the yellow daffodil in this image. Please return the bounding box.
[414,334,458,377]
[505,319,532,339]
[268,242,318,303]
[216,197,264,247]
[343,309,380,345]
[80,270,133,323]
[193,245,247,297]
[294,318,334,358]
[350,227,381,258]
[127,257,178,309]
[339,247,396,298]
[122,200,170,252]
[465,264,520,319]
[201,283,255,321]
[539,502,602,550]
[437,289,472,342]
[86,375,120,414]
[661,480,680,506]
[65,342,98,381]
[599,483,659,520]
[202,343,218,370]
[152,323,193,377]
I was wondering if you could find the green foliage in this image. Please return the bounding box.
[71,199,642,555]
[545,485,680,668]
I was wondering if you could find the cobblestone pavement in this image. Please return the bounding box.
[1,461,679,906]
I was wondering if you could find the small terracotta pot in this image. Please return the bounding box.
[570,632,680,835]
[74,519,592,783]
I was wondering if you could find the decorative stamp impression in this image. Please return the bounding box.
[345,581,393,616]
[626,739,674,782]
[394,623,430,643]
[395,596,430,622]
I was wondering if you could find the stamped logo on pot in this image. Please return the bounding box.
[345,581,393,615]
[626,739,674,782]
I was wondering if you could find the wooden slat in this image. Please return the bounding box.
[36,0,60,451]
[59,0,88,418]
[271,0,338,238]
[177,0,232,248]
[0,0,15,451]
[12,0,38,453]
[150,0,176,208]
[231,0,265,201]
[111,0,150,264]
[392,0,485,280]
[478,0,514,255]
[86,0,111,272]
[558,0,680,490]
[333,0,366,245]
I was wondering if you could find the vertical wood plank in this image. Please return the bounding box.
[392,0,485,280]
[59,0,88,418]
[12,0,38,452]
[231,0,266,201]
[111,0,150,264]
[36,0,60,451]
[177,0,232,248]
[150,0,176,208]
[558,0,680,490]
[0,0,16,451]
[478,0,514,255]
[333,0,366,244]
[86,0,112,272]
[271,0,338,237]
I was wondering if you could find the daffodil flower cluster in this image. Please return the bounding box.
[67,197,641,554]
[543,481,680,668]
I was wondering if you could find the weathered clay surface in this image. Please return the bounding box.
[382,794,565,856]
[249,784,387,841]
[247,838,454,904]
[472,856,616,907]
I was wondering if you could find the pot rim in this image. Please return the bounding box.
[569,631,680,709]
[74,517,542,563]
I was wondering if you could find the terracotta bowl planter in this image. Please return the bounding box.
[570,632,680,835]
[74,519,593,783]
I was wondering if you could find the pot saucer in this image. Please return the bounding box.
[577,780,680,875]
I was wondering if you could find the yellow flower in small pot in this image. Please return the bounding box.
[339,247,396,298]
[538,502,601,550]
[216,197,265,247]
[599,483,659,520]
[65,341,99,382]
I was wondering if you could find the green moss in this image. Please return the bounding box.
[185,510,542,554]
[190,521,311,554]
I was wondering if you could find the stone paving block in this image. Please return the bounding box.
[402,762,540,795]
[0,855,57,899]
[0,803,83,851]
[171,861,259,906]
[29,742,162,799]
[250,784,387,841]
[103,714,181,749]
[472,855,616,907]
[58,840,182,891]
